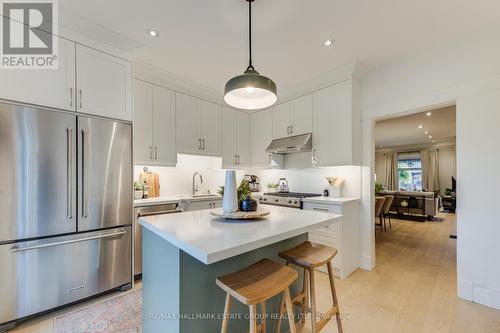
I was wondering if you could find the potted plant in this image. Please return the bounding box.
[375,182,385,196]
[134,181,144,200]
[218,180,257,212]
[266,182,278,192]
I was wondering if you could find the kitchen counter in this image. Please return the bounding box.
[302,196,360,204]
[139,205,340,264]
[140,206,340,332]
[134,194,222,207]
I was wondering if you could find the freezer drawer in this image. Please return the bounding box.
[0,227,131,324]
[0,103,77,242]
[78,116,132,231]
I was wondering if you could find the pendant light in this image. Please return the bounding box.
[224,0,277,110]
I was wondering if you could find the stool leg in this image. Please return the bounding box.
[275,293,285,333]
[221,293,232,333]
[309,268,318,333]
[260,302,266,333]
[327,262,343,333]
[284,288,297,333]
[301,268,309,323]
[249,304,257,333]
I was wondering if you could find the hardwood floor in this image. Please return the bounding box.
[8,214,500,333]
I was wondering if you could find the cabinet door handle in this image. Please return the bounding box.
[154,146,158,160]
[313,207,329,212]
[234,155,237,165]
[149,146,153,160]
[70,88,73,107]
[287,126,290,135]
[290,125,293,134]
[66,127,73,219]
[237,155,240,165]
[78,89,83,109]
[202,139,206,150]
[268,153,271,165]
[198,138,202,150]
[312,148,318,165]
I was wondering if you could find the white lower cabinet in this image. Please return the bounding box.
[133,79,176,166]
[304,200,360,279]
[222,107,250,168]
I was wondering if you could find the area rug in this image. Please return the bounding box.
[430,212,448,222]
[53,289,142,333]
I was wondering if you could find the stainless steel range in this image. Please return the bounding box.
[257,192,322,209]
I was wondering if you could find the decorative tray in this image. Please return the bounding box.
[210,208,270,220]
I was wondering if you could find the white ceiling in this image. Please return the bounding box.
[60,0,500,94]
[375,106,456,148]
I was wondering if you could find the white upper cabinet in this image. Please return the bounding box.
[222,108,251,168]
[133,80,154,164]
[272,94,312,139]
[176,93,222,156]
[201,101,222,156]
[152,85,176,166]
[250,109,284,168]
[76,45,132,121]
[133,79,176,166]
[272,101,292,139]
[312,79,361,166]
[0,32,76,111]
[291,94,313,136]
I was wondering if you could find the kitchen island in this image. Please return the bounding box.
[139,205,341,333]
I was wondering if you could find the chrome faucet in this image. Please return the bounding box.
[192,172,203,195]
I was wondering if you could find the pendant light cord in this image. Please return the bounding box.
[247,0,255,71]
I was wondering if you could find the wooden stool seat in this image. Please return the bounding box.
[279,241,337,268]
[277,242,343,333]
[216,258,298,305]
[217,259,298,333]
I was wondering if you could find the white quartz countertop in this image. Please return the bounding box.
[301,196,360,204]
[134,194,222,207]
[139,205,341,265]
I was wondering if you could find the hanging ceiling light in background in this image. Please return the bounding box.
[224,0,277,110]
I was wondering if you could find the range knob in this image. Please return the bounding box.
[294,201,298,204]
[263,198,267,201]
[275,199,279,202]
[288,200,292,204]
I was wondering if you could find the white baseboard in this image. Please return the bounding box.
[458,278,500,310]
[359,254,375,271]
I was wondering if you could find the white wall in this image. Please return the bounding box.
[361,35,500,310]
[134,154,248,196]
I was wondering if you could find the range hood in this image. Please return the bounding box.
[265,133,312,154]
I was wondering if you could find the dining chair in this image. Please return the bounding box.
[381,195,394,231]
[375,197,386,233]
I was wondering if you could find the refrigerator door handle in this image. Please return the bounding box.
[66,127,73,220]
[10,230,127,253]
[81,129,89,218]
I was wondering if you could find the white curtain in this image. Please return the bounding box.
[421,150,440,192]
[384,152,397,190]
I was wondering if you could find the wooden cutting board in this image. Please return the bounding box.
[140,172,160,197]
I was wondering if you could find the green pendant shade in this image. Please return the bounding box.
[224,0,277,110]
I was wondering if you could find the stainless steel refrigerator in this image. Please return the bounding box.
[0,102,132,330]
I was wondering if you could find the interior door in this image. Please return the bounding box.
[133,79,153,164]
[0,103,76,242]
[76,44,132,121]
[201,101,222,156]
[152,85,177,166]
[78,116,132,231]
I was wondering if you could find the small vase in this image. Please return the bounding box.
[223,170,239,213]
[240,198,258,212]
[134,190,143,200]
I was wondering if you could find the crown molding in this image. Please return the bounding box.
[277,60,369,103]
[59,8,144,61]
[133,60,225,105]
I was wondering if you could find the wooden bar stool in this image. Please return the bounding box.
[276,241,343,333]
[216,258,298,333]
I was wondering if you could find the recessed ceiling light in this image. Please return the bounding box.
[426,112,432,116]
[429,135,433,139]
[147,29,159,37]
[424,131,429,135]
[418,125,423,129]
[323,39,335,47]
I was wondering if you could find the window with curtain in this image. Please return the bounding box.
[398,153,422,191]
